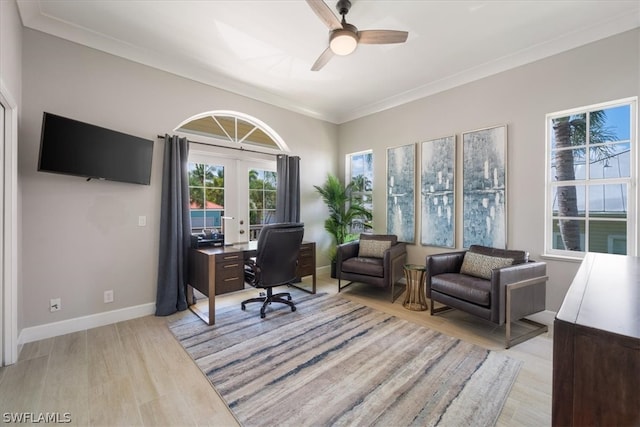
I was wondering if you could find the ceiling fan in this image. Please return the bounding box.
[306,0,409,71]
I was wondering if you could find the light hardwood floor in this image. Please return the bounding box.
[0,275,553,426]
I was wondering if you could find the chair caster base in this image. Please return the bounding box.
[241,290,297,319]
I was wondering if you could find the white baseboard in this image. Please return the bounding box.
[316,265,331,276]
[18,303,156,345]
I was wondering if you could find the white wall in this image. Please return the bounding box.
[20,28,337,329]
[338,29,640,311]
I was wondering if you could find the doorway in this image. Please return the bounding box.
[188,151,277,245]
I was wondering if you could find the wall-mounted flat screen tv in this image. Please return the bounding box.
[38,112,153,185]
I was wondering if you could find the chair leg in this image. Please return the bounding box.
[505,318,548,349]
[505,276,549,348]
[390,281,406,303]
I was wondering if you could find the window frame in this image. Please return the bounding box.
[544,97,638,259]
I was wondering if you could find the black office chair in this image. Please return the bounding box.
[241,222,304,318]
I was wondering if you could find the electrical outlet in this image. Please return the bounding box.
[138,215,146,227]
[50,298,61,312]
[104,290,114,303]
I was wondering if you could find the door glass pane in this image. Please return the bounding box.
[249,189,263,209]
[248,168,277,240]
[189,162,224,233]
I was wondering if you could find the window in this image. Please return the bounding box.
[545,98,637,258]
[188,162,225,233]
[249,168,277,239]
[347,151,374,232]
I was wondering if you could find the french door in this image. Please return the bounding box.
[188,151,276,245]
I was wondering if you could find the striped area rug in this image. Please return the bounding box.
[169,292,521,427]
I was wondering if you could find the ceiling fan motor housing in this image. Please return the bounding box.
[336,0,352,16]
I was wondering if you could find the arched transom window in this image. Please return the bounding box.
[175,110,289,153]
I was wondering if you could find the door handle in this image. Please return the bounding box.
[239,230,245,234]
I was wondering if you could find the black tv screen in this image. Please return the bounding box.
[38,112,153,185]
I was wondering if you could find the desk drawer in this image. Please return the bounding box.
[215,254,244,295]
[216,253,243,264]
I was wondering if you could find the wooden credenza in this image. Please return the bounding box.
[552,253,640,426]
[187,241,316,325]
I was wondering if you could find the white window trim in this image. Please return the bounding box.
[544,97,638,260]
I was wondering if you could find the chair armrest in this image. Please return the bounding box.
[383,242,407,263]
[384,242,407,287]
[492,260,547,288]
[491,260,547,324]
[336,240,360,270]
[244,258,261,286]
[426,251,466,276]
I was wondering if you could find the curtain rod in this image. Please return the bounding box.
[157,135,280,157]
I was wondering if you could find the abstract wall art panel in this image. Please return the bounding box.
[462,125,507,249]
[387,143,416,243]
[420,136,456,247]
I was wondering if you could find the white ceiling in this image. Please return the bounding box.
[17,0,640,124]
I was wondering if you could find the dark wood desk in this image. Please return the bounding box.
[187,241,316,325]
[552,253,640,426]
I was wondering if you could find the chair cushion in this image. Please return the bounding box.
[460,251,514,279]
[341,257,384,277]
[358,239,392,258]
[431,273,492,307]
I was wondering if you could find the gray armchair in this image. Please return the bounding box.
[426,245,548,348]
[336,234,407,302]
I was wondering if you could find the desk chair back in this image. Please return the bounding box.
[254,222,304,287]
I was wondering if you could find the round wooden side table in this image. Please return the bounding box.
[403,264,428,311]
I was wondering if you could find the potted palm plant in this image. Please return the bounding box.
[314,174,372,277]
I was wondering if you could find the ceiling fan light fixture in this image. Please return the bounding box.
[330,29,358,55]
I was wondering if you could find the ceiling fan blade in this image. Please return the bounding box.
[311,47,334,71]
[358,30,409,44]
[306,0,342,31]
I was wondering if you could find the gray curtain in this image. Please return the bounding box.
[155,135,190,316]
[276,155,301,223]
